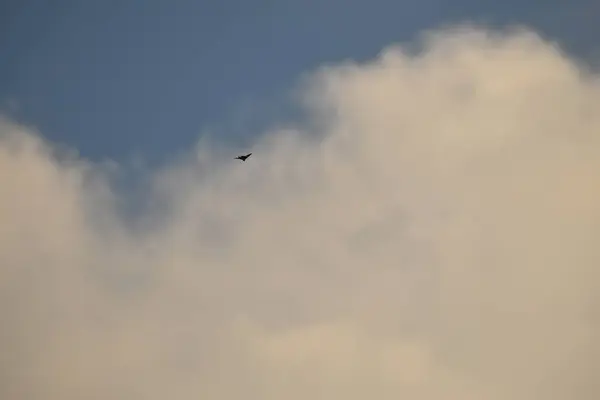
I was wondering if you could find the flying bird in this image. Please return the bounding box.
[235,153,252,161]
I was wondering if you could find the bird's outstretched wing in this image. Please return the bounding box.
[235,152,252,161]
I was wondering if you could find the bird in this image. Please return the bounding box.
[235,152,252,161]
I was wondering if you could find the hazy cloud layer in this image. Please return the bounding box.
[1,25,599,399]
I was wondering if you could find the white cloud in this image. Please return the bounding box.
[1,25,599,399]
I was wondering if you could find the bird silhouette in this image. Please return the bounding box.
[235,153,252,161]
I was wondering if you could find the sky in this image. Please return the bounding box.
[1,0,599,165]
[2,2,600,400]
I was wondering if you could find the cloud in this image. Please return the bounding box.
[1,24,599,399]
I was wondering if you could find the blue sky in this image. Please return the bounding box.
[1,0,598,165]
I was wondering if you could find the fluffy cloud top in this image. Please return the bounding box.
[1,25,599,399]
